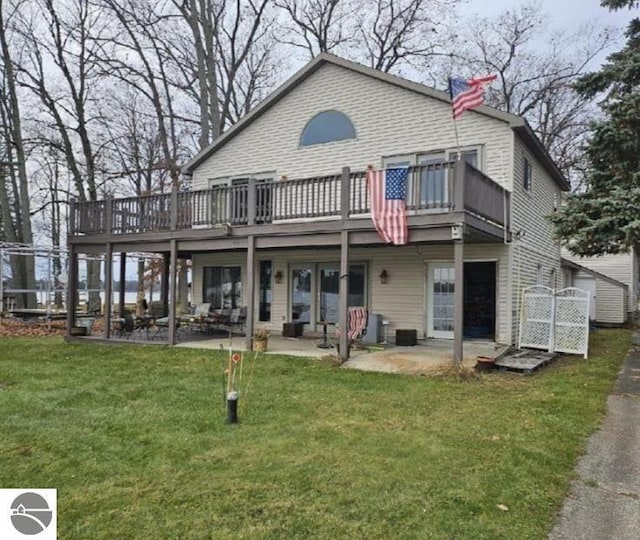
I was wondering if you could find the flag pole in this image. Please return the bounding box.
[452,116,462,160]
[448,78,462,160]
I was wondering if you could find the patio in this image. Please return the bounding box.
[76,322,502,375]
[174,333,502,375]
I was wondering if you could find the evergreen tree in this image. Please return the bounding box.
[550,0,640,256]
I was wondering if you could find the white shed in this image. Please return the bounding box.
[561,258,629,326]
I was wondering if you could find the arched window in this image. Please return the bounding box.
[300,110,356,147]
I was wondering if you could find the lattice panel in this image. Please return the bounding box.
[554,288,590,358]
[519,286,554,351]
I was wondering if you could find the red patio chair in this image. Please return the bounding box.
[336,307,368,346]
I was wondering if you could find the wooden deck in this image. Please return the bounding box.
[495,349,558,374]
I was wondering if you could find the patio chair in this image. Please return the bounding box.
[119,310,135,339]
[347,307,368,341]
[152,316,180,341]
[179,302,211,333]
[193,303,211,318]
[335,307,368,347]
[226,307,247,335]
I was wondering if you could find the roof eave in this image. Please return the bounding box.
[181,53,521,175]
[181,54,330,174]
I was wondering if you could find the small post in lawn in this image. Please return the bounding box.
[225,350,243,424]
[226,391,239,424]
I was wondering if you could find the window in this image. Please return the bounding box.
[208,173,274,224]
[317,263,367,323]
[203,266,242,309]
[549,268,557,290]
[418,152,447,206]
[383,147,481,207]
[300,110,356,147]
[259,261,272,322]
[524,157,533,191]
[449,148,479,168]
[537,264,544,285]
[230,178,248,224]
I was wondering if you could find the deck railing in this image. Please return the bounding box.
[71,161,509,235]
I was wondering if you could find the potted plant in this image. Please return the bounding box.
[253,327,270,352]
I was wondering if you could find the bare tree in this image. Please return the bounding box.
[102,87,168,196]
[12,0,113,311]
[96,0,190,188]
[355,0,457,73]
[444,0,615,186]
[172,0,279,145]
[0,0,37,308]
[275,0,351,58]
[277,0,459,73]
[173,0,223,149]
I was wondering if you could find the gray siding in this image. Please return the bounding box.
[595,277,628,325]
[192,243,512,344]
[509,135,563,341]
[563,250,638,314]
[573,270,628,325]
[192,63,513,189]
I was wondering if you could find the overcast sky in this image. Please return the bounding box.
[466,0,637,65]
[467,0,635,26]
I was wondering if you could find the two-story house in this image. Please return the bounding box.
[66,54,569,361]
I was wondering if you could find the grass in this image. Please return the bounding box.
[0,329,632,539]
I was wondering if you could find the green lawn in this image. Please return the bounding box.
[0,330,631,539]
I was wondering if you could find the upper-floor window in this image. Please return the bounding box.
[383,146,482,207]
[300,110,356,147]
[450,149,478,168]
[207,172,275,224]
[524,157,533,192]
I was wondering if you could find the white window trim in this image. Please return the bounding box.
[383,145,484,172]
[208,171,276,188]
[446,145,484,171]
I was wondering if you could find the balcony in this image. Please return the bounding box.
[70,161,510,242]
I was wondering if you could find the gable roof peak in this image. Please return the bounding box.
[182,53,568,190]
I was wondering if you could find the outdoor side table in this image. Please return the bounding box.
[317,321,334,349]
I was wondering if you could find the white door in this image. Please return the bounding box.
[427,263,455,339]
[574,276,596,320]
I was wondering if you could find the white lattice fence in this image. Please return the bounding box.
[554,287,590,358]
[518,286,590,358]
[519,286,554,351]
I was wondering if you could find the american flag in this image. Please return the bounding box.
[367,167,408,245]
[449,75,497,120]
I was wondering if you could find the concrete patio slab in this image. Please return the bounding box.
[176,334,501,375]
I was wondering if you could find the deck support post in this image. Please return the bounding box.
[0,247,4,312]
[104,243,113,339]
[161,253,170,317]
[453,238,464,364]
[245,235,255,351]
[119,253,126,316]
[66,244,78,334]
[339,230,350,361]
[168,240,178,345]
[340,167,351,219]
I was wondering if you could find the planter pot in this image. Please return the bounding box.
[474,356,495,372]
[253,338,268,352]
